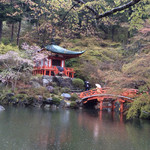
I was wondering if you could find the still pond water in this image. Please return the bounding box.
[0,107,150,150]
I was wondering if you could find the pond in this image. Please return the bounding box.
[0,107,150,150]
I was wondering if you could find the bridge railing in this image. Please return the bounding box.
[79,88,107,99]
[121,89,139,98]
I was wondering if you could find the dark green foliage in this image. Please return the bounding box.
[52,97,61,106]
[70,93,78,101]
[53,87,61,95]
[72,78,84,89]
[70,101,77,108]
[15,94,28,101]
[127,94,150,119]
[61,87,70,93]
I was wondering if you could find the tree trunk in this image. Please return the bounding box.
[17,21,21,46]
[111,26,115,41]
[11,23,14,43]
[0,20,3,42]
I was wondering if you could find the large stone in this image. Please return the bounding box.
[53,77,74,89]
[42,76,54,86]
[47,86,54,92]
[42,79,49,86]
[30,81,41,88]
[0,105,5,111]
[0,83,5,88]
[61,93,71,99]
[42,75,53,81]
[6,93,14,98]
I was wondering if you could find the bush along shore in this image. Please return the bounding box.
[0,75,84,110]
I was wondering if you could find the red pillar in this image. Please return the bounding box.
[49,71,51,76]
[112,110,115,120]
[100,100,103,111]
[112,101,115,111]
[120,113,123,123]
[44,70,46,75]
[43,59,45,68]
[120,102,124,113]
[99,110,102,121]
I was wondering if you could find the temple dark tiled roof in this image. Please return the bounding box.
[45,45,85,55]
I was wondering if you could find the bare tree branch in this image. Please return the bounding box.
[74,0,97,16]
[96,0,141,20]
[74,0,141,20]
[61,3,78,24]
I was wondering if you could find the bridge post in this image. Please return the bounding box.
[99,110,102,121]
[120,102,124,113]
[112,101,115,111]
[99,100,103,111]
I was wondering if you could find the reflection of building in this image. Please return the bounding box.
[35,110,71,150]
[78,111,127,142]
[33,45,85,78]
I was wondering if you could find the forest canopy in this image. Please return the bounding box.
[0,0,149,46]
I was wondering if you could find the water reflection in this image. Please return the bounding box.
[0,107,150,150]
[77,110,127,144]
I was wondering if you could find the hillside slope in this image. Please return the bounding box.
[60,32,150,90]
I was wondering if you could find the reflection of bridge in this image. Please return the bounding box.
[79,88,139,113]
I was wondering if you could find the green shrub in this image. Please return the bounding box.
[70,101,77,108]
[70,93,78,101]
[140,105,150,119]
[72,78,84,89]
[16,87,50,98]
[53,87,61,95]
[52,97,61,105]
[61,87,70,93]
[0,43,19,54]
[51,82,57,87]
[1,38,10,45]
[127,94,150,119]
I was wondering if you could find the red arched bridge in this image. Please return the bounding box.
[79,88,141,113]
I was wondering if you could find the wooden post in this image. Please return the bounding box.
[99,110,102,121]
[112,101,115,111]
[44,70,46,75]
[112,110,115,120]
[120,102,124,113]
[100,100,103,111]
[120,113,123,123]
[49,71,51,76]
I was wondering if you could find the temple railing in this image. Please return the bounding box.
[33,66,75,78]
[63,67,75,78]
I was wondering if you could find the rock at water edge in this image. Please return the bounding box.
[0,105,5,111]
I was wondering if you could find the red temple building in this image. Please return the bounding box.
[33,45,85,78]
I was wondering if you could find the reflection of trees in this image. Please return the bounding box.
[33,110,72,150]
[0,108,72,150]
[125,119,150,150]
[77,110,132,150]
[1,108,150,150]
